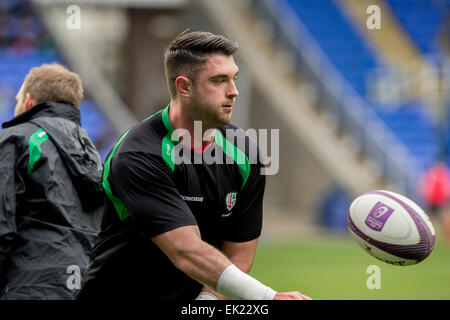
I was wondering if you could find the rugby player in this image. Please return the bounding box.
[78,31,311,300]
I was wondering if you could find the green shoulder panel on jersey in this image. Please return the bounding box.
[214,129,251,191]
[161,104,179,172]
[103,108,164,221]
[102,128,132,221]
[28,128,49,175]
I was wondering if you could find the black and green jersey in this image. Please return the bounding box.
[78,105,266,300]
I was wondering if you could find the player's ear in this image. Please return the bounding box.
[175,76,192,98]
[24,92,37,111]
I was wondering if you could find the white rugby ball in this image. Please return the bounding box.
[348,190,436,266]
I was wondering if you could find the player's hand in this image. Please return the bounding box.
[273,291,312,300]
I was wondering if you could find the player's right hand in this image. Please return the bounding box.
[273,291,312,300]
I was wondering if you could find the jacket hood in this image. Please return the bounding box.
[5,102,103,212]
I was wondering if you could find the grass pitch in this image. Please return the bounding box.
[250,235,450,300]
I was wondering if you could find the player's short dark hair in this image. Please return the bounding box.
[164,30,239,98]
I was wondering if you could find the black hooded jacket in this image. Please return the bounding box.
[0,101,103,299]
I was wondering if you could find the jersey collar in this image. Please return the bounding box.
[161,104,179,143]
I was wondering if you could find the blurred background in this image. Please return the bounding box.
[1,0,450,299]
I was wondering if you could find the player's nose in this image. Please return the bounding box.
[227,80,239,99]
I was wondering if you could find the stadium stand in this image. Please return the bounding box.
[385,0,449,60]
[286,0,380,97]
[284,0,442,171]
[384,0,450,165]
[0,0,116,160]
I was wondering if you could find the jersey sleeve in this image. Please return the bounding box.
[109,151,198,239]
[221,160,266,242]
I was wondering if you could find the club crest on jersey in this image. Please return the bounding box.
[225,192,237,212]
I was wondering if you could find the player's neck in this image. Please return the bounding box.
[168,100,216,149]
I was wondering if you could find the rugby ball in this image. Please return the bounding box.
[348,190,435,266]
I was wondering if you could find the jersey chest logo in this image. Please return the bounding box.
[225,192,237,213]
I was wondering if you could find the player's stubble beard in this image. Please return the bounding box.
[189,87,233,132]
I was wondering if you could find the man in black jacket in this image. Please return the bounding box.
[0,63,103,299]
